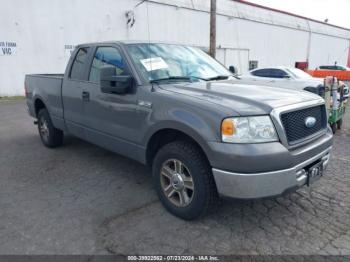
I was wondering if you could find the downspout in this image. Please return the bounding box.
[306,20,312,67]
[347,39,350,67]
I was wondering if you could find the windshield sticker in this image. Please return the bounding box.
[140,57,168,71]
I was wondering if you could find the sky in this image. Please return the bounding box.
[244,0,350,29]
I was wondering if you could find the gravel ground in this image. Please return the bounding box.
[0,100,349,255]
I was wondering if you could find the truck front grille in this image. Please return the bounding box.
[280,105,327,145]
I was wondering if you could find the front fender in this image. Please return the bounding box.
[143,107,222,166]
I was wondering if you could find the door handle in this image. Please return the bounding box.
[82,91,90,101]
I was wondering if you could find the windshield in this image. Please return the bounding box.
[285,68,313,79]
[126,43,231,83]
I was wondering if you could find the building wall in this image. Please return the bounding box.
[0,0,349,96]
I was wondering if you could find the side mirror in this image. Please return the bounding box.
[228,65,237,74]
[100,66,133,94]
[283,75,291,79]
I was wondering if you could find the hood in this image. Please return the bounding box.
[159,80,322,116]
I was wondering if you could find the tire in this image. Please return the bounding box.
[337,119,343,130]
[37,108,63,148]
[152,140,218,220]
[331,123,337,134]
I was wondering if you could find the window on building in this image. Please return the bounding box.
[89,47,126,83]
[249,60,258,70]
[70,47,90,80]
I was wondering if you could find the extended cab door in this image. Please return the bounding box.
[81,45,145,159]
[62,46,92,138]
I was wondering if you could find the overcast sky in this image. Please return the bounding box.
[244,0,350,28]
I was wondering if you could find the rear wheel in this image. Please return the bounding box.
[152,141,218,220]
[37,108,63,148]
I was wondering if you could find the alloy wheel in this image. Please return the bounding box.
[160,159,194,207]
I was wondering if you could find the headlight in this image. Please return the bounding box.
[221,116,278,143]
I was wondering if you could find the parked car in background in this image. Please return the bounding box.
[239,66,324,93]
[317,65,350,71]
[238,66,349,97]
[308,65,350,88]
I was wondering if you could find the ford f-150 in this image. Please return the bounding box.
[25,41,333,220]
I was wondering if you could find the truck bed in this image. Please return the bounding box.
[25,74,64,124]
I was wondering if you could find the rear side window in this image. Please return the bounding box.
[336,66,346,71]
[251,69,272,77]
[70,47,90,80]
[269,69,288,78]
[89,47,126,83]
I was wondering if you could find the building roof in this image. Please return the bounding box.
[233,0,350,31]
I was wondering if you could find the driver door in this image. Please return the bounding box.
[82,45,144,154]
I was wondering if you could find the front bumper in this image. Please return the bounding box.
[212,146,332,199]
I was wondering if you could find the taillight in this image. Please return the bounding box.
[24,83,28,97]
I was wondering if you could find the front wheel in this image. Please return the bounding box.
[152,141,218,220]
[37,108,63,148]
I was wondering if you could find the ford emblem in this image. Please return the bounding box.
[305,116,317,128]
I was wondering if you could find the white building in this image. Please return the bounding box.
[1,0,350,96]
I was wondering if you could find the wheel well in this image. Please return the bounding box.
[146,129,209,167]
[34,99,46,117]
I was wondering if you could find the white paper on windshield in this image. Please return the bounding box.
[140,57,168,71]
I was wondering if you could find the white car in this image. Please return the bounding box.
[317,65,350,71]
[239,66,324,92]
[238,66,349,98]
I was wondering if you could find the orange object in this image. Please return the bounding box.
[306,70,350,81]
[221,119,235,136]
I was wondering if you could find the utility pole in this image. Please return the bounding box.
[209,0,216,58]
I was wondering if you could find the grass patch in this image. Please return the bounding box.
[0,96,25,101]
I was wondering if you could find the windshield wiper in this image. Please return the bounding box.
[150,75,231,83]
[150,76,193,83]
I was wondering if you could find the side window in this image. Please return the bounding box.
[70,47,90,80]
[320,66,333,70]
[251,69,271,77]
[251,69,262,77]
[270,69,288,78]
[89,47,126,83]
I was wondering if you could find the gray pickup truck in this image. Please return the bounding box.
[25,41,333,220]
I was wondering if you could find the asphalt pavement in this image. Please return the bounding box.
[0,100,350,255]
